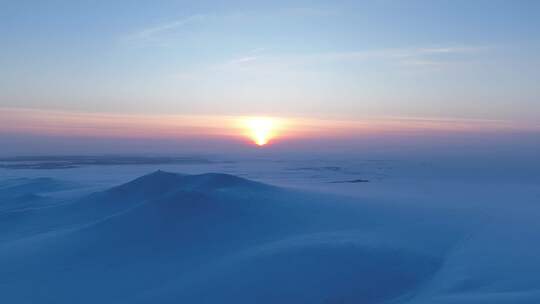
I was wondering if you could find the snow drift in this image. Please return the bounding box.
[1,171,539,304]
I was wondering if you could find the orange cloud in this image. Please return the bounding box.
[1,108,537,144]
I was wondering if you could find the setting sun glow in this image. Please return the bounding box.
[243,118,276,146]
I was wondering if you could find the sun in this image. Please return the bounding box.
[243,117,276,146]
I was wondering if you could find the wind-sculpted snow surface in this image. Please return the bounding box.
[1,171,539,303]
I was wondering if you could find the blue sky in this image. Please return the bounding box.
[1,0,539,123]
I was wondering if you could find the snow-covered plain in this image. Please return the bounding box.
[1,156,539,303]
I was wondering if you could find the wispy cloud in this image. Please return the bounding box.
[310,46,483,61]
[227,56,260,66]
[397,46,485,68]
[124,6,340,44]
[414,46,482,55]
[260,45,487,70]
[170,45,486,81]
[125,14,208,42]
[2,108,537,141]
[225,48,267,66]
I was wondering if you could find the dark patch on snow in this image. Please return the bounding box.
[0,155,223,169]
[329,179,370,184]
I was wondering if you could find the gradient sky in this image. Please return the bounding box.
[1,1,540,155]
[2,0,539,119]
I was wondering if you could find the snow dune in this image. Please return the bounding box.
[1,171,539,303]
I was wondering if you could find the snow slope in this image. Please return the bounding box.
[0,171,539,304]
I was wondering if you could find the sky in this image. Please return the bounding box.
[1,0,539,155]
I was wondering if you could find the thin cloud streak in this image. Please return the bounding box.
[306,46,484,63]
[206,45,486,74]
[125,14,208,41]
[1,108,537,141]
[124,7,340,43]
